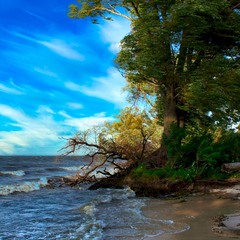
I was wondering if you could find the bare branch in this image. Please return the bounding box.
[101,6,132,20]
[60,107,161,180]
[232,2,240,10]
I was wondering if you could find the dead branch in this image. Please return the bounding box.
[60,109,161,180]
[96,168,113,177]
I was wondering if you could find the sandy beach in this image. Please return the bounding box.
[142,195,240,240]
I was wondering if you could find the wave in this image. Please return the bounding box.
[0,170,26,177]
[0,177,48,196]
[77,187,189,239]
[60,165,85,172]
[75,187,140,239]
[77,202,105,240]
[76,218,105,240]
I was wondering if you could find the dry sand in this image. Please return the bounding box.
[142,195,240,240]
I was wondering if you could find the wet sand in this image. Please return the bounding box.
[142,195,240,240]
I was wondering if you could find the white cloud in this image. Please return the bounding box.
[58,110,72,119]
[61,18,130,106]
[0,141,15,155]
[9,31,85,61]
[109,42,121,53]
[0,80,24,95]
[67,102,84,110]
[64,81,82,91]
[38,39,84,61]
[24,10,47,22]
[9,31,36,42]
[63,112,114,131]
[99,18,131,53]
[65,68,127,106]
[0,104,115,155]
[37,105,55,115]
[0,104,28,124]
[34,67,58,78]
[0,104,65,155]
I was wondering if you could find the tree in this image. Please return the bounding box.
[62,107,162,178]
[68,0,240,165]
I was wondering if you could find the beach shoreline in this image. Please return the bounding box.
[142,194,239,240]
[47,175,240,239]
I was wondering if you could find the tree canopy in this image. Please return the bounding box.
[68,0,240,167]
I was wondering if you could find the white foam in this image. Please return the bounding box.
[0,177,48,196]
[77,201,105,240]
[0,170,25,177]
[82,204,97,217]
[60,165,85,172]
[76,218,105,240]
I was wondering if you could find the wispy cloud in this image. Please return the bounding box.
[0,104,65,154]
[0,141,15,155]
[99,18,131,53]
[34,67,58,78]
[65,68,127,106]
[38,39,85,61]
[0,104,115,155]
[64,81,82,92]
[0,80,24,95]
[0,3,131,155]
[9,31,84,61]
[0,105,28,124]
[37,105,55,115]
[67,102,84,110]
[63,112,114,131]
[24,10,47,22]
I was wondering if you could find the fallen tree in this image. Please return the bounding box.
[61,107,162,180]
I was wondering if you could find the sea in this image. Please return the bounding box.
[0,156,189,240]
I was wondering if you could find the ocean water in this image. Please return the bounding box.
[0,156,189,239]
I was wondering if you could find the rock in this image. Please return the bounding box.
[212,213,240,238]
[209,184,240,199]
[47,176,96,188]
[222,162,240,173]
[47,177,67,188]
[88,177,125,190]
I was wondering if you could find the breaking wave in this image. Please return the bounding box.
[0,170,26,177]
[0,177,48,196]
[60,165,85,171]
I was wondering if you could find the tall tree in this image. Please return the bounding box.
[68,0,240,165]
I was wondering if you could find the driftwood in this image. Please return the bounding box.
[222,162,240,173]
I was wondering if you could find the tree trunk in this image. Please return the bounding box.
[150,84,178,167]
[163,84,178,137]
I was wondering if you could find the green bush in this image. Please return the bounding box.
[161,126,240,180]
[132,128,239,182]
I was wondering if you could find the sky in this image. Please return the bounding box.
[0,0,131,155]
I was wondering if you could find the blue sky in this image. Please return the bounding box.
[0,0,130,155]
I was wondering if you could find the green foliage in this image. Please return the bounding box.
[68,0,240,125]
[132,164,199,182]
[184,57,240,127]
[132,159,230,182]
[216,130,240,162]
[101,107,163,161]
[230,173,240,179]
[161,125,240,178]
[114,0,240,129]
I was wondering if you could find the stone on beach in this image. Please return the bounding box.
[213,213,240,238]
